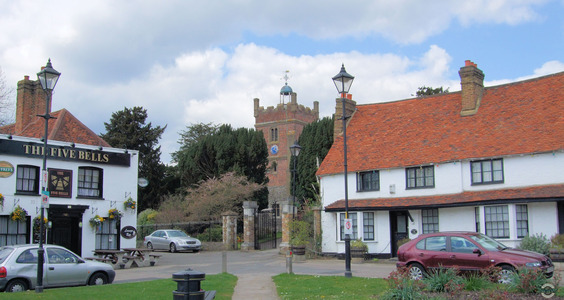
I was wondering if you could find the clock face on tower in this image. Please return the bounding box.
[270,144,278,155]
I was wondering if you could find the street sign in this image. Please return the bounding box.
[344,218,352,235]
[41,190,50,208]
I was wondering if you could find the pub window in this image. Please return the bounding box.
[516,204,529,238]
[270,128,278,142]
[95,218,119,250]
[339,212,357,241]
[16,165,40,194]
[471,158,504,185]
[484,205,509,238]
[363,212,375,241]
[0,216,29,247]
[422,209,439,234]
[78,167,103,198]
[357,170,379,192]
[406,166,434,189]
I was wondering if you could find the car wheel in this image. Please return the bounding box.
[498,265,515,284]
[5,279,28,292]
[146,242,153,250]
[170,243,177,253]
[408,263,426,280]
[89,272,109,286]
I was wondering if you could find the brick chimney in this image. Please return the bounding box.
[333,94,356,140]
[458,60,484,116]
[15,75,49,134]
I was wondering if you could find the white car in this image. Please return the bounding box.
[143,229,201,253]
[0,244,115,292]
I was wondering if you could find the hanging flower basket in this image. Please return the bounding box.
[123,197,136,210]
[108,208,123,220]
[89,215,104,228]
[10,205,28,222]
[33,216,48,230]
[0,193,4,207]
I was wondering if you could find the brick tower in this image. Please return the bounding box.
[254,73,319,208]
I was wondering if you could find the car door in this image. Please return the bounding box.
[153,231,166,250]
[44,247,88,287]
[445,236,491,271]
[415,236,450,271]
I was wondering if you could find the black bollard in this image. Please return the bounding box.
[172,269,206,300]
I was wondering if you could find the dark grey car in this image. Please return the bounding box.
[143,229,201,253]
[0,244,115,292]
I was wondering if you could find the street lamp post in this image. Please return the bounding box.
[36,59,61,293]
[289,141,302,220]
[332,64,354,278]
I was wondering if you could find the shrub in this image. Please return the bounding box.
[519,233,550,255]
[508,267,548,294]
[381,266,427,300]
[423,267,465,295]
[463,272,495,291]
[551,234,564,250]
[196,225,222,242]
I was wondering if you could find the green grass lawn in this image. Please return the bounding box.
[0,273,236,300]
[273,273,388,299]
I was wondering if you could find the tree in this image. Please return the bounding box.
[292,116,334,206]
[156,172,263,222]
[99,107,167,210]
[414,86,450,97]
[0,67,15,126]
[172,122,219,163]
[175,124,269,208]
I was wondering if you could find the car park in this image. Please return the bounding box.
[144,229,201,253]
[396,231,554,283]
[0,244,115,292]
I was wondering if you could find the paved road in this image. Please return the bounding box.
[113,249,397,284]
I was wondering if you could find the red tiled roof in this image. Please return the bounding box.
[0,109,110,147]
[325,184,564,211]
[317,71,564,176]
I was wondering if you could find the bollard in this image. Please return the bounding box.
[286,250,293,274]
[222,251,227,273]
[172,269,205,300]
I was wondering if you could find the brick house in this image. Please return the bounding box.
[0,74,139,257]
[316,61,564,258]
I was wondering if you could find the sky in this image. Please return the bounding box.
[0,0,563,164]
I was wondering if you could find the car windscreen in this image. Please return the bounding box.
[168,231,188,237]
[0,247,14,263]
[470,234,508,251]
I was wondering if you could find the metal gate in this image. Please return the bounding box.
[254,209,279,250]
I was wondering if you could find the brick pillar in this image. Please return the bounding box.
[241,201,258,252]
[278,200,295,254]
[222,211,238,250]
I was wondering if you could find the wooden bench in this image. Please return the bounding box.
[85,257,113,263]
[204,290,216,300]
[149,253,162,266]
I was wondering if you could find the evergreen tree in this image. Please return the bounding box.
[100,107,167,210]
[292,116,334,206]
[414,86,450,97]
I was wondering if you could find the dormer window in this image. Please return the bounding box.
[406,166,434,189]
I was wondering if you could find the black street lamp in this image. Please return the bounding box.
[332,64,354,278]
[289,141,301,220]
[36,59,61,293]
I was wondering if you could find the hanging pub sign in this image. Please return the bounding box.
[120,226,137,239]
[48,169,72,198]
[0,161,14,178]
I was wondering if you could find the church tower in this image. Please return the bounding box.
[254,72,319,208]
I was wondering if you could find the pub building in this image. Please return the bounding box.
[0,74,139,257]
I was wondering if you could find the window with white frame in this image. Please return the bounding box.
[16,165,40,194]
[363,212,375,241]
[471,159,503,185]
[78,167,103,198]
[422,209,439,234]
[516,204,529,238]
[357,170,379,191]
[484,205,509,238]
[339,212,357,240]
[406,166,434,189]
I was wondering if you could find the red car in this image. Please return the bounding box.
[396,231,554,283]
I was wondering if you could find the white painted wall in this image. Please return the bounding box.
[320,152,564,255]
[0,136,139,256]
